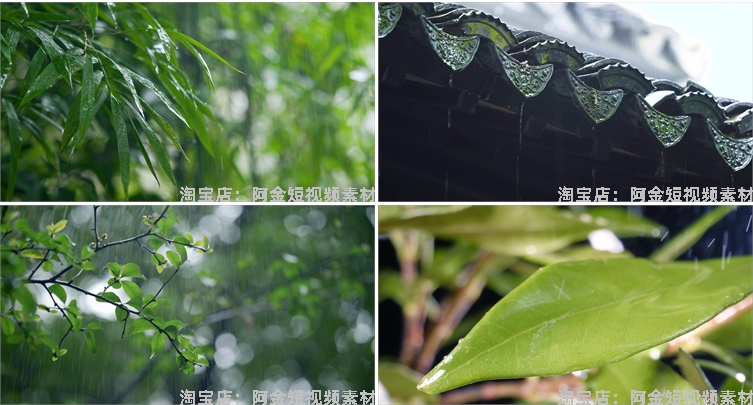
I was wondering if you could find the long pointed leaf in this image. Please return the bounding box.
[28,26,71,86]
[174,36,214,93]
[21,114,58,170]
[75,54,95,152]
[121,97,176,186]
[140,97,188,161]
[130,117,159,187]
[20,49,96,106]
[133,4,172,63]
[167,29,243,74]
[2,99,22,200]
[120,66,188,127]
[110,96,130,197]
[0,26,20,90]
[85,3,98,31]
[418,256,753,394]
[19,48,46,97]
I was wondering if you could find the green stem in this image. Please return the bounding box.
[650,206,735,262]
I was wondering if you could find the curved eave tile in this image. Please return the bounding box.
[378,3,403,38]
[432,10,518,52]
[420,15,480,72]
[705,121,753,171]
[477,42,553,98]
[566,70,623,124]
[635,95,690,148]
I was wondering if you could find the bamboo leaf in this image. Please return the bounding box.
[0,26,20,90]
[140,97,188,161]
[122,98,176,186]
[85,3,98,31]
[110,96,130,197]
[75,54,95,152]
[168,29,243,74]
[417,256,753,394]
[120,65,188,127]
[19,48,46,97]
[173,35,214,92]
[2,99,22,199]
[28,27,71,86]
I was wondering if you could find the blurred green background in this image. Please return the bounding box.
[0,3,375,201]
[1,205,375,403]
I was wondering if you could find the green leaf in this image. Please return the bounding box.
[174,36,215,92]
[417,256,753,394]
[675,348,713,391]
[121,263,143,279]
[150,332,165,359]
[81,246,94,260]
[21,249,45,259]
[18,49,47,95]
[120,280,142,309]
[72,53,95,154]
[133,4,173,62]
[130,318,155,335]
[84,329,96,353]
[380,362,439,404]
[168,30,243,74]
[85,3,98,31]
[0,26,20,90]
[140,97,188,161]
[28,27,71,86]
[115,306,128,322]
[588,353,693,404]
[120,66,188,128]
[130,122,160,186]
[49,219,68,233]
[197,357,209,367]
[96,291,120,303]
[165,319,184,330]
[42,261,53,272]
[650,206,735,262]
[166,250,181,267]
[2,99,21,199]
[120,97,176,186]
[178,334,190,349]
[381,207,664,256]
[182,361,195,375]
[1,316,15,336]
[87,322,102,330]
[12,284,36,316]
[106,262,121,278]
[57,348,68,357]
[49,284,67,303]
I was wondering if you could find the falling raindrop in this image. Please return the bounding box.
[519,101,525,150]
[447,108,452,129]
[449,74,453,87]
[444,170,449,200]
[660,151,665,180]
[516,155,520,201]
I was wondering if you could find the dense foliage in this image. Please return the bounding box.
[1,3,375,201]
[1,206,375,403]
[378,206,752,404]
